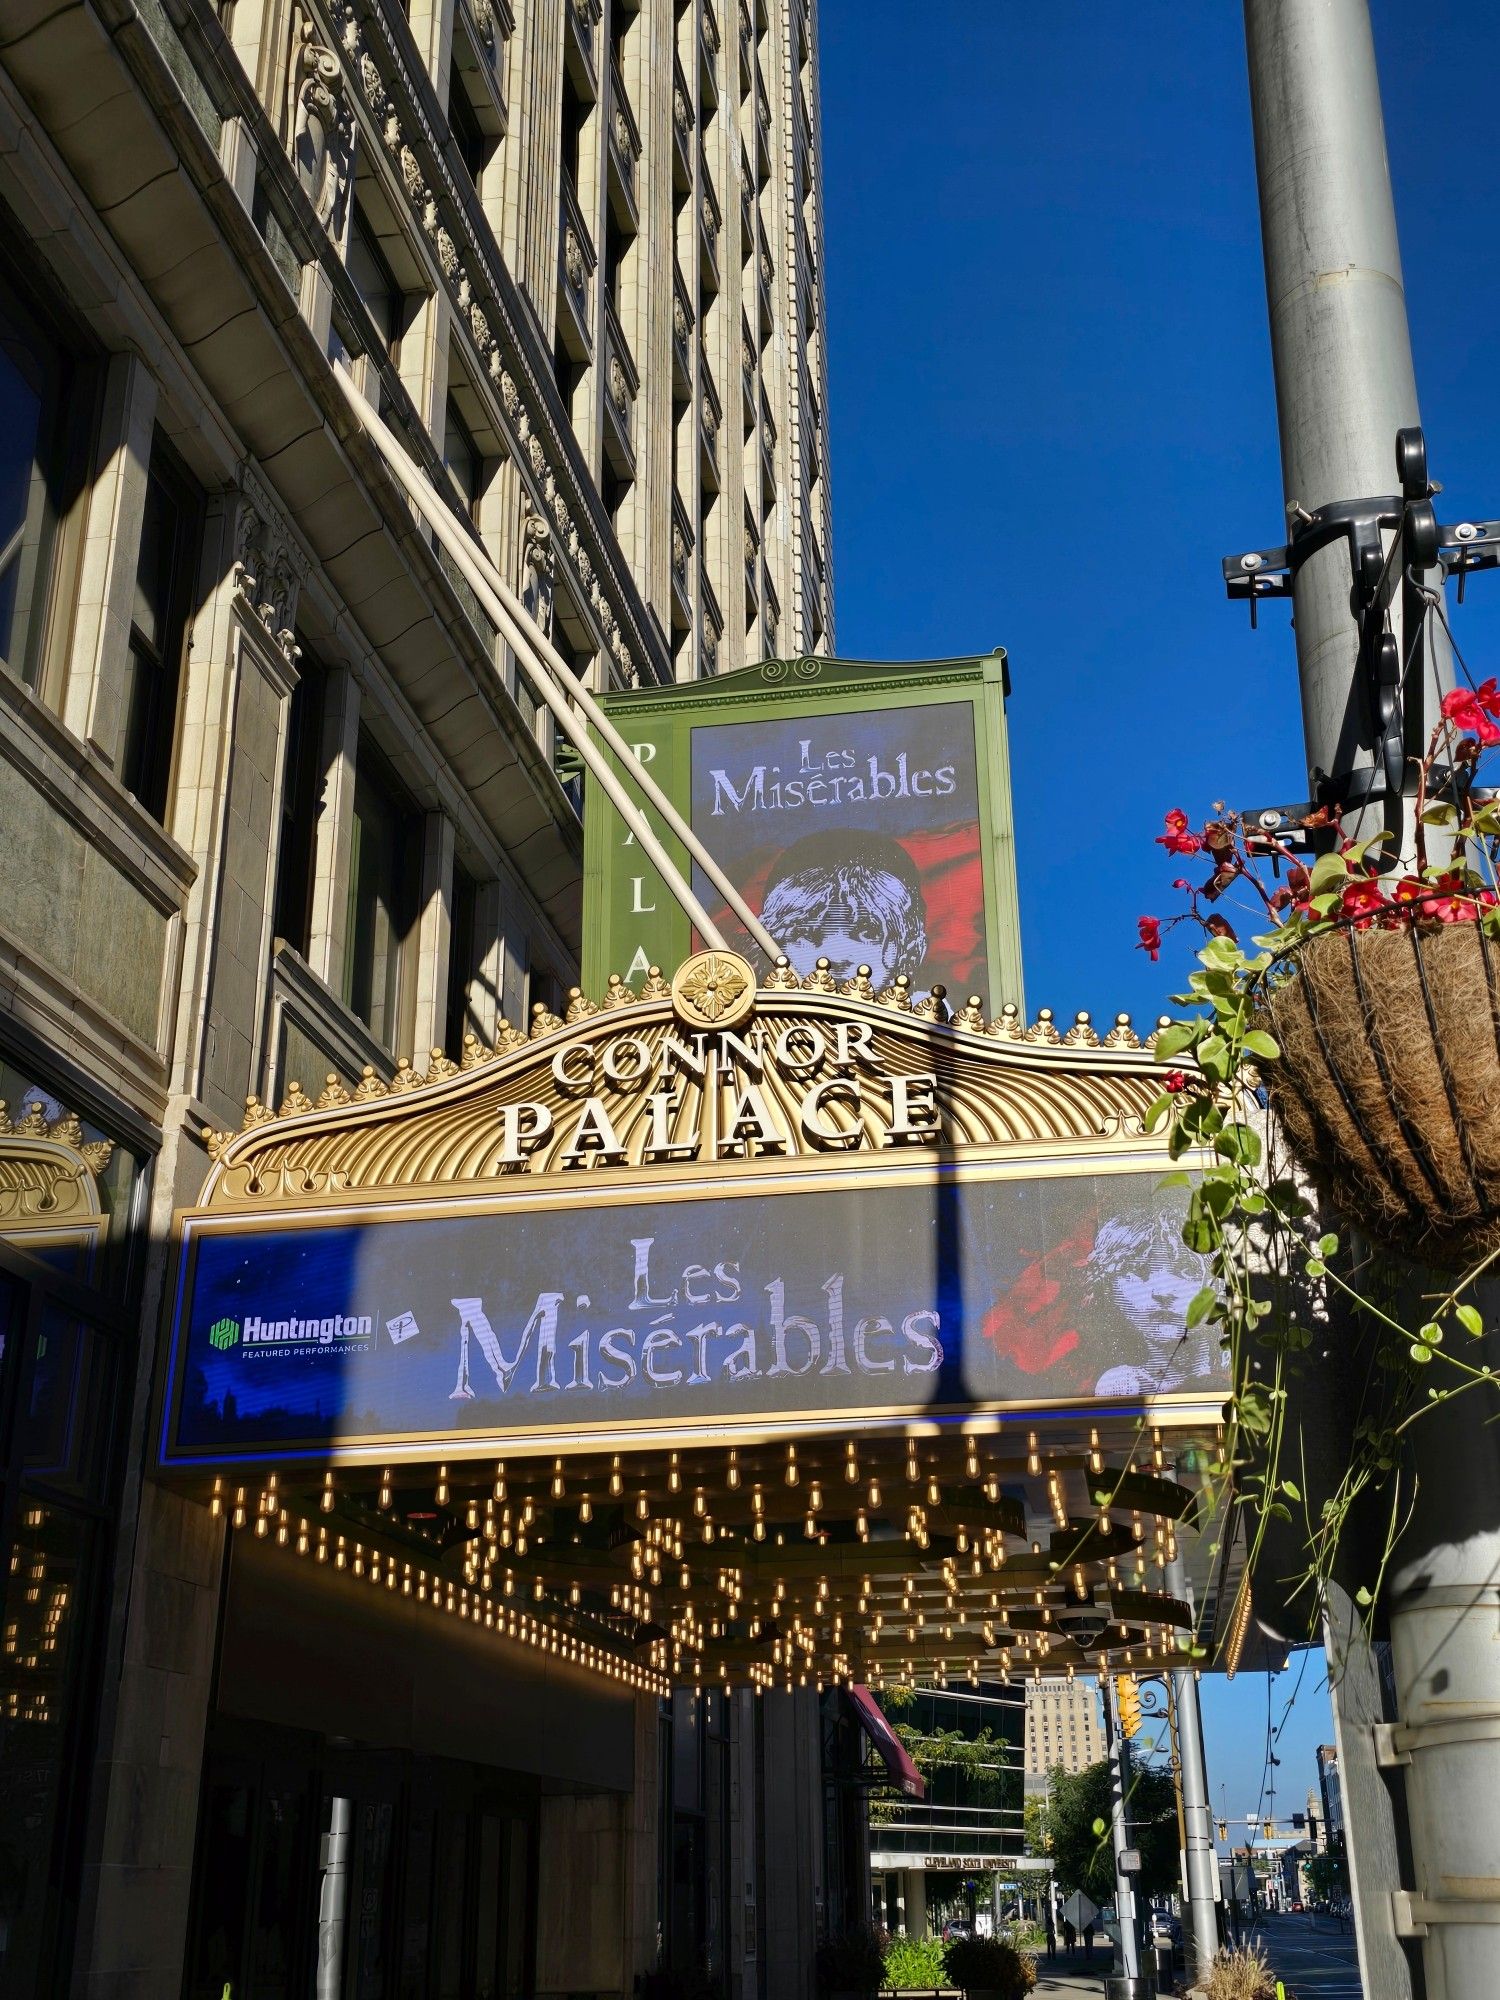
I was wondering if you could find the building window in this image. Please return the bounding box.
[271,650,328,957]
[347,204,405,361]
[448,61,494,191]
[0,265,89,695]
[342,735,421,1048]
[443,398,483,523]
[119,439,203,821]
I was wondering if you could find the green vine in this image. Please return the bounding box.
[1141,791,1500,1629]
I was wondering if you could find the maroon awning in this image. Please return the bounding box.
[848,1685,926,1800]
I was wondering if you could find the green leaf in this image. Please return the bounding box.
[1157,1171,1192,1189]
[1144,1093,1173,1133]
[1153,1022,1197,1061]
[1309,851,1349,893]
[1242,1029,1280,1062]
[1355,1585,1373,1608]
[1216,1122,1262,1167]
[1199,937,1242,973]
[1318,1233,1339,1257]
[1456,1303,1484,1337]
[1281,1479,1301,1501]
[1421,802,1458,827]
[1091,1818,1107,1838]
[1186,1286,1218,1329]
[1410,1342,1433,1364]
[1419,1321,1443,1347]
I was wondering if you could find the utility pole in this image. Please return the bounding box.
[1242,5,1500,1999]
[1168,1551,1222,1982]
[1103,1677,1147,2000]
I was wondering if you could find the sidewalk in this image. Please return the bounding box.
[1029,1953,1118,1996]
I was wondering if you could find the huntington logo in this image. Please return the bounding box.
[208,1316,241,1351]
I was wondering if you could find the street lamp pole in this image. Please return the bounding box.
[1242,6,1500,1998]
[1103,1676,1146,1997]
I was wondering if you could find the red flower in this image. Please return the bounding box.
[1340,880,1385,930]
[1137,915,1162,961]
[1157,809,1203,857]
[1164,1070,1187,1094]
[1427,870,1480,923]
[1440,686,1500,746]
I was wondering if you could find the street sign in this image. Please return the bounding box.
[1061,1891,1100,1929]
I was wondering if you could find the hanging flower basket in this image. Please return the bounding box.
[1260,920,1500,1266]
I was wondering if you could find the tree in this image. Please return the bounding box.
[1304,1848,1348,1904]
[1035,1758,1179,1905]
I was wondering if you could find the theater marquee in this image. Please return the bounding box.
[160,953,1221,1473]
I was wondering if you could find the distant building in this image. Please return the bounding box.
[1316,1743,1344,1842]
[1023,1675,1107,1792]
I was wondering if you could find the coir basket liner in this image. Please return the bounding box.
[1261,922,1500,1267]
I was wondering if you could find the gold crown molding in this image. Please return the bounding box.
[0,1099,114,1228]
[198,954,1179,1208]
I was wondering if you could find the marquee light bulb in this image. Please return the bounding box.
[435,1466,450,1507]
[868,1479,881,1508]
[727,1450,741,1489]
[845,1442,860,1483]
[321,1472,335,1513]
[579,1496,593,1523]
[785,1445,799,1487]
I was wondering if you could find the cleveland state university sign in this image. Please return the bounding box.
[159,953,1222,1474]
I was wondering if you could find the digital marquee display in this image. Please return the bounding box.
[160,1164,1223,1468]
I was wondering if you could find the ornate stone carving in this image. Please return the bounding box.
[292,24,355,236]
[233,476,306,670]
[608,354,629,414]
[472,0,497,55]
[674,87,691,134]
[521,510,555,640]
[563,225,585,291]
[701,623,718,671]
[613,107,633,159]
[673,294,689,344]
[336,3,654,684]
[701,396,719,443]
[672,524,688,577]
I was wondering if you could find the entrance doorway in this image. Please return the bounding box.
[183,1724,536,1999]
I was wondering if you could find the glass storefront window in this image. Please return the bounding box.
[0,1047,147,1997]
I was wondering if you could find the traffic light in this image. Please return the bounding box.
[1217,1821,1228,1842]
[1115,1673,1142,1737]
[1263,1821,1275,1840]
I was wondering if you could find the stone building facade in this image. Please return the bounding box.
[1022,1674,1106,1789]
[0,0,836,1993]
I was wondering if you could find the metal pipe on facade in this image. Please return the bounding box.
[333,366,782,964]
[1244,5,1499,1997]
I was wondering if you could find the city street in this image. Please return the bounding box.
[1244,1913,1363,1999]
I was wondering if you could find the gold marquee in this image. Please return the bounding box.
[184,954,1224,1694]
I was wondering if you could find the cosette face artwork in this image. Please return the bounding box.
[758,830,928,986]
[689,702,988,996]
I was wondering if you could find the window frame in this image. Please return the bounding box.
[118,432,204,821]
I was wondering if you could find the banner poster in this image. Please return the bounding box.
[162,1165,1224,1468]
[689,701,985,997]
[579,655,1023,1009]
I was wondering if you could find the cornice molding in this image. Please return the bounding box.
[333,0,667,688]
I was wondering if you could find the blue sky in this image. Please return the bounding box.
[819,0,1500,1834]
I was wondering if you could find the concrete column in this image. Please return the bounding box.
[62,352,157,763]
[904,1868,927,1940]
[410,809,456,1060]
[306,662,361,991]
